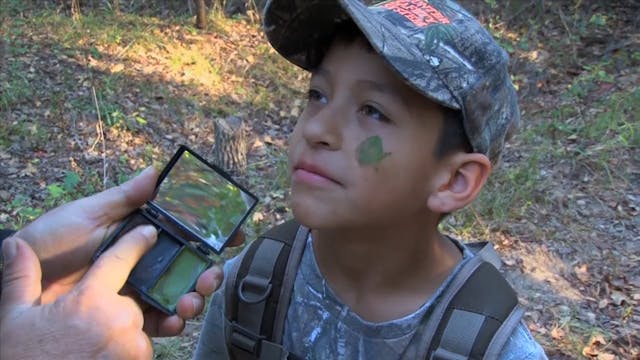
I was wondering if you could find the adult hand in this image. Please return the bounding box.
[0,225,157,359]
[12,166,244,336]
[14,166,159,291]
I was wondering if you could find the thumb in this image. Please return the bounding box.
[0,237,43,313]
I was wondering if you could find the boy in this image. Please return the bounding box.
[195,0,547,358]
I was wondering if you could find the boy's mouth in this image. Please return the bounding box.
[292,161,342,186]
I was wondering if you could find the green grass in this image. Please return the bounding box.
[544,88,638,186]
[153,337,193,360]
[443,151,543,238]
[36,11,164,50]
[450,3,638,240]
[2,168,101,229]
[0,60,33,111]
[0,121,50,150]
[1,0,303,119]
[446,86,638,238]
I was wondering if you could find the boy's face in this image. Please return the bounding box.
[288,37,449,229]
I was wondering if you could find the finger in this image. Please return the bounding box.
[228,230,246,247]
[119,286,151,314]
[85,166,159,224]
[128,334,153,360]
[40,274,84,304]
[175,292,205,320]
[106,294,147,331]
[0,237,42,312]
[195,265,223,296]
[142,310,185,337]
[109,331,153,359]
[83,225,157,292]
[17,167,158,243]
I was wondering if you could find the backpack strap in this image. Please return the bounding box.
[225,219,309,360]
[465,241,502,270]
[425,242,523,360]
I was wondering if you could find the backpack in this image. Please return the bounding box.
[223,220,524,360]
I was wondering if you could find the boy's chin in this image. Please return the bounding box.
[290,203,321,229]
[290,201,341,230]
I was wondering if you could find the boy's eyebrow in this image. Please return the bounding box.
[310,66,330,81]
[312,66,407,106]
[355,79,406,106]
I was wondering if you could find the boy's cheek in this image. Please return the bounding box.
[287,138,301,172]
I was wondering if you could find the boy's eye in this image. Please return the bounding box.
[307,89,328,104]
[359,104,391,123]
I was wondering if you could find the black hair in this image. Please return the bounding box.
[308,20,472,160]
[436,107,473,159]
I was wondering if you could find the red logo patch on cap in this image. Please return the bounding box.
[380,0,450,27]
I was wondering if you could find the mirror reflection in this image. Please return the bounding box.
[153,151,255,252]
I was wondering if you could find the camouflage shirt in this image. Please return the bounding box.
[194,235,547,359]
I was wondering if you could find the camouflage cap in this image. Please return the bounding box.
[263,0,520,164]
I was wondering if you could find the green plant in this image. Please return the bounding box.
[588,13,608,27]
[484,0,497,9]
[567,59,616,100]
[95,92,126,127]
[43,171,83,208]
[7,195,44,228]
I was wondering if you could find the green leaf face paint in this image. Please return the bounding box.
[357,135,391,166]
[148,246,209,311]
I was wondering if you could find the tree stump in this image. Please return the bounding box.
[212,115,247,176]
[195,0,207,29]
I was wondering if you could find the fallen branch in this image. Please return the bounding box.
[90,86,107,190]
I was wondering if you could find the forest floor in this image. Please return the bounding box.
[0,1,638,359]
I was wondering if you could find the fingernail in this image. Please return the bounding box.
[191,296,203,310]
[2,236,18,261]
[140,225,157,239]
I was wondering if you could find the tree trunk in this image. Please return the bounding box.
[196,0,208,29]
[71,0,81,19]
[223,0,267,17]
[113,0,120,14]
[223,0,245,17]
[212,115,247,176]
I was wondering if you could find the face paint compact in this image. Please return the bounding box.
[93,145,258,314]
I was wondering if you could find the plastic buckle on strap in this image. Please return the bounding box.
[238,274,273,304]
[230,321,265,355]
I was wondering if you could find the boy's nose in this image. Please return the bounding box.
[301,105,343,150]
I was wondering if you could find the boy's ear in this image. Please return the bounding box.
[427,153,491,214]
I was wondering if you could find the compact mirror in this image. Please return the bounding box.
[151,147,257,253]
